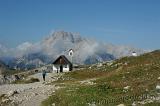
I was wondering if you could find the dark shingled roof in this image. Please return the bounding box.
[52,55,72,65]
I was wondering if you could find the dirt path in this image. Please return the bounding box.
[0,73,59,106]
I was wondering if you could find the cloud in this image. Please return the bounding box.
[16,42,33,51]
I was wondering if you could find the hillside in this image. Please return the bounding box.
[0,60,7,75]
[42,50,160,106]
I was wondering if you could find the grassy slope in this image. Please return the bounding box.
[2,69,24,76]
[42,50,160,106]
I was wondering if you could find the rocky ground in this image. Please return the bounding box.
[0,73,59,106]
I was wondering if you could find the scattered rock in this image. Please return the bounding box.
[97,63,103,67]
[107,62,113,66]
[0,73,58,106]
[28,87,33,90]
[124,62,128,66]
[145,89,149,92]
[138,99,154,105]
[117,104,125,106]
[88,102,96,106]
[156,85,160,93]
[123,86,130,92]
[35,93,38,96]
[124,86,130,90]
[7,90,19,97]
[14,75,20,80]
[132,102,136,106]
[80,79,96,85]
[2,98,10,103]
[52,103,56,106]
[156,85,160,90]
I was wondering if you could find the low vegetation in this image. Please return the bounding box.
[12,77,40,84]
[42,50,160,106]
[2,69,24,76]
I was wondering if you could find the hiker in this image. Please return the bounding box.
[42,70,46,81]
[3,75,8,83]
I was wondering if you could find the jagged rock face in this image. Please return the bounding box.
[51,31,83,43]
[0,31,145,69]
[8,52,52,70]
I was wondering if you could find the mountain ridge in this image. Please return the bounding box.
[0,31,146,70]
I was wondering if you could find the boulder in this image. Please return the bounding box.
[7,90,19,97]
[132,102,136,106]
[156,85,160,90]
[124,86,130,90]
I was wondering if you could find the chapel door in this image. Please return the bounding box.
[60,65,63,72]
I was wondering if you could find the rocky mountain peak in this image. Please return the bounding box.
[50,31,83,43]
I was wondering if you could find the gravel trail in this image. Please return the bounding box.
[0,73,58,106]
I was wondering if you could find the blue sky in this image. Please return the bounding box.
[0,0,160,50]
